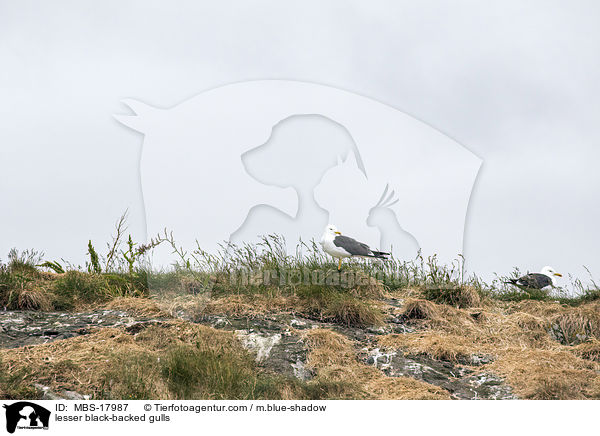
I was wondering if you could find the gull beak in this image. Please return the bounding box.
[554,273,563,277]
[335,231,341,235]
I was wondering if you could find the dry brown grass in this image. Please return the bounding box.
[363,376,451,400]
[4,266,600,400]
[153,294,213,319]
[388,305,557,354]
[106,294,290,320]
[303,329,357,369]
[422,285,482,309]
[301,329,450,400]
[456,286,482,308]
[15,287,53,311]
[0,321,293,399]
[387,287,423,301]
[150,290,385,329]
[348,271,386,300]
[202,295,298,317]
[505,300,566,317]
[548,303,600,345]
[377,298,600,399]
[573,340,600,362]
[401,298,481,334]
[0,328,137,397]
[0,274,55,311]
[488,348,600,399]
[195,290,385,328]
[402,298,440,320]
[105,296,169,317]
[379,333,476,363]
[0,321,365,400]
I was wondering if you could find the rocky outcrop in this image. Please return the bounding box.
[360,348,515,400]
[189,312,516,399]
[0,310,166,349]
[193,314,314,381]
[34,384,90,400]
[0,307,517,399]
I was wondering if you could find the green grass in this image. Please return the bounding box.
[52,271,110,309]
[96,338,350,400]
[0,359,40,400]
[494,288,552,302]
[2,223,600,313]
[98,352,164,400]
[566,288,600,305]
[160,343,349,400]
[421,284,481,308]
[296,285,384,327]
[6,248,43,276]
[51,271,149,310]
[162,342,281,399]
[0,251,150,311]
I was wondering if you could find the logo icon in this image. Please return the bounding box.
[3,402,50,434]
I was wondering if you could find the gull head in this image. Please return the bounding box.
[541,266,562,285]
[325,224,342,236]
[320,224,342,245]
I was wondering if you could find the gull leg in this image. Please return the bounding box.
[338,258,342,271]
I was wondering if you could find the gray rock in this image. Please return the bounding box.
[34,383,65,400]
[235,331,282,362]
[291,360,313,381]
[290,318,309,329]
[0,310,166,349]
[63,390,87,400]
[34,384,90,400]
[2,306,517,400]
[549,323,592,346]
[361,348,516,400]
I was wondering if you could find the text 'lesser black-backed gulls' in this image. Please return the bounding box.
[320,224,390,271]
[505,266,562,290]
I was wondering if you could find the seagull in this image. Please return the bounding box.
[319,224,390,271]
[505,266,563,290]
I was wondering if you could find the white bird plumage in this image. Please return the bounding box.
[506,265,563,290]
[319,224,389,270]
[540,266,563,287]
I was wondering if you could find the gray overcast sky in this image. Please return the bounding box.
[1,1,599,285]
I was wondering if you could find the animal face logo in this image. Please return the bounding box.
[115,80,481,267]
[3,402,50,433]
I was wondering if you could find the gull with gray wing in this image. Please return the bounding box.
[505,266,562,290]
[320,224,389,271]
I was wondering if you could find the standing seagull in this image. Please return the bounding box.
[505,266,563,290]
[320,224,390,271]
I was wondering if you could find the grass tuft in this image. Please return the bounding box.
[296,286,384,327]
[549,304,600,345]
[51,272,111,310]
[422,285,482,308]
[401,298,440,320]
[573,341,600,362]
